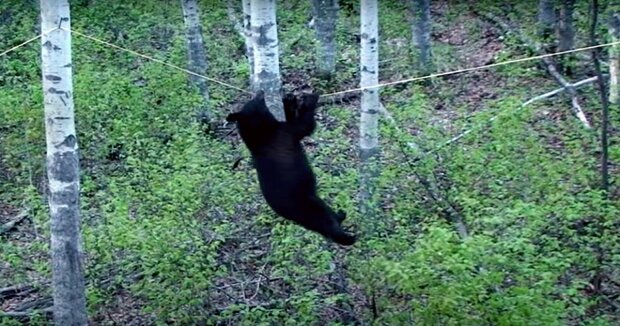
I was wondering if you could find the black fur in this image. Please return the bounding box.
[227,91,356,246]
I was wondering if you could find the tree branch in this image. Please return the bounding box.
[0,210,28,235]
[417,75,599,162]
[0,307,53,319]
[477,11,592,128]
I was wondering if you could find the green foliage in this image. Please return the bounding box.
[0,0,618,325]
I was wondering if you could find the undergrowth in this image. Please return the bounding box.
[1,0,618,325]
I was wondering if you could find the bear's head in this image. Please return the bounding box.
[226,91,275,124]
[226,91,279,149]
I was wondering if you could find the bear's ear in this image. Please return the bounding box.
[254,90,265,103]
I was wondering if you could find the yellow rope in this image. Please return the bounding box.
[0,27,59,57]
[64,27,253,95]
[322,40,620,97]
[2,27,619,98]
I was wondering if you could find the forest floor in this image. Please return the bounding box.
[1,0,618,325]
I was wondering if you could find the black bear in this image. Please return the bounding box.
[227,91,356,246]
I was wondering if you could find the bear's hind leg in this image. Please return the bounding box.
[302,198,356,246]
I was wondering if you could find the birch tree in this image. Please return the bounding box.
[181,0,210,122]
[312,0,339,79]
[410,0,433,74]
[359,0,380,218]
[250,0,284,121]
[604,3,619,193]
[40,0,88,324]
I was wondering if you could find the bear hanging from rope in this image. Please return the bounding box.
[227,91,356,246]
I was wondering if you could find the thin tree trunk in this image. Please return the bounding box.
[410,0,433,74]
[588,0,610,295]
[558,0,575,74]
[40,0,88,325]
[601,1,617,195]
[312,0,339,79]
[359,0,380,216]
[538,0,557,52]
[242,0,255,89]
[558,0,575,51]
[609,6,620,124]
[181,0,210,121]
[607,4,619,196]
[250,0,284,121]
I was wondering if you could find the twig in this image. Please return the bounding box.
[0,210,29,235]
[247,275,262,301]
[419,75,600,162]
[0,284,33,299]
[13,297,53,312]
[0,307,53,319]
[522,76,599,106]
[602,294,620,310]
[543,59,592,128]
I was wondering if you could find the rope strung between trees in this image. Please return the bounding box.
[3,27,620,98]
[321,40,620,97]
[0,27,59,57]
[64,28,254,95]
[0,27,614,162]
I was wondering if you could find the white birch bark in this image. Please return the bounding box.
[609,7,620,107]
[181,0,210,121]
[312,0,339,79]
[40,0,88,325]
[250,0,285,121]
[359,0,380,219]
[605,4,619,193]
[360,0,379,161]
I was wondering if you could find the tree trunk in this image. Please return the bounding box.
[181,0,210,121]
[410,0,433,74]
[609,8,620,110]
[604,3,618,194]
[558,0,575,51]
[538,0,557,51]
[242,0,255,89]
[359,0,380,218]
[312,0,339,79]
[558,0,575,74]
[250,0,285,121]
[40,0,88,325]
